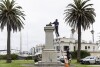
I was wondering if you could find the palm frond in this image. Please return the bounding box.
[82,4,93,9]
[64,0,96,30]
[0,0,25,31]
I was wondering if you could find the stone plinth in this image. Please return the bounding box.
[42,49,57,62]
[42,25,57,62]
[44,26,54,49]
[35,25,63,66]
[35,61,64,66]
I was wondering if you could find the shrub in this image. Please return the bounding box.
[0,55,7,60]
[11,54,18,60]
[71,50,90,59]
[0,54,18,60]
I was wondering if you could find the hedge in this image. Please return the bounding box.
[0,54,18,60]
[71,50,90,59]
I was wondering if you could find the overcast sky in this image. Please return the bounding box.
[0,0,100,51]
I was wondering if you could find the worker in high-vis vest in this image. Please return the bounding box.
[64,56,69,67]
[66,48,72,65]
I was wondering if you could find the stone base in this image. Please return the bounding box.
[42,49,57,62]
[35,61,64,66]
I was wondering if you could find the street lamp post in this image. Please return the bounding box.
[32,47,35,60]
[71,28,75,39]
[20,31,22,55]
[91,24,94,43]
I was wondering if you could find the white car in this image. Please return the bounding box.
[57,56,71,63]
[80,56,100,64]
[57,56,66,63]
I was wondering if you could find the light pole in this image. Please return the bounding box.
[33,47,35,55]
[71,28,75,39]
[91,24,94,43]
[32,47,35,60]
[69,41,72,51]
[20,31,22,55]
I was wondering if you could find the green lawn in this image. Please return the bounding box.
[0,60,34,67]
[0,60,98,67]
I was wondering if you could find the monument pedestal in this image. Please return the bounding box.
[35,25,63,66]
[35,49,64,66]
[42,49,57,62]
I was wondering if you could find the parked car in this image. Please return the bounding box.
[96,57,100,64]
[80,56,100,64]
[57,56,71,63]
[57,56,65,63]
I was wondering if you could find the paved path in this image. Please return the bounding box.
[22,63,100,67]
[88,65,100,67]
[22,63,75,67]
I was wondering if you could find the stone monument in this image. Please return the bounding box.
[35,23,63,66]
[42,23,57,62]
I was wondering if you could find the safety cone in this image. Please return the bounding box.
[64,58,69,67]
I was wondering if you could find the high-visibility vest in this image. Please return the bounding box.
[64,58,69,67]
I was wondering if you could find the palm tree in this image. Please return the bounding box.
[0,0,25,63]
[64,0,96,62]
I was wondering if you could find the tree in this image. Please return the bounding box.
[0,0,25,63]
[64,0,96,62]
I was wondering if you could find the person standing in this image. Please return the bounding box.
[66,48,71,65]
[52,19,60,37]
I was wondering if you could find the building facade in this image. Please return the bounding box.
[32,37,100,57]
[54,37,100,56]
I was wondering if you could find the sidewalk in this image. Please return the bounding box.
[22,63,75,67]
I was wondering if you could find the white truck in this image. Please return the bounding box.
[80,56,100,64]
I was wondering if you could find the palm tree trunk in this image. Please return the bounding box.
[6,25,12,63]
[77,22,81,63]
